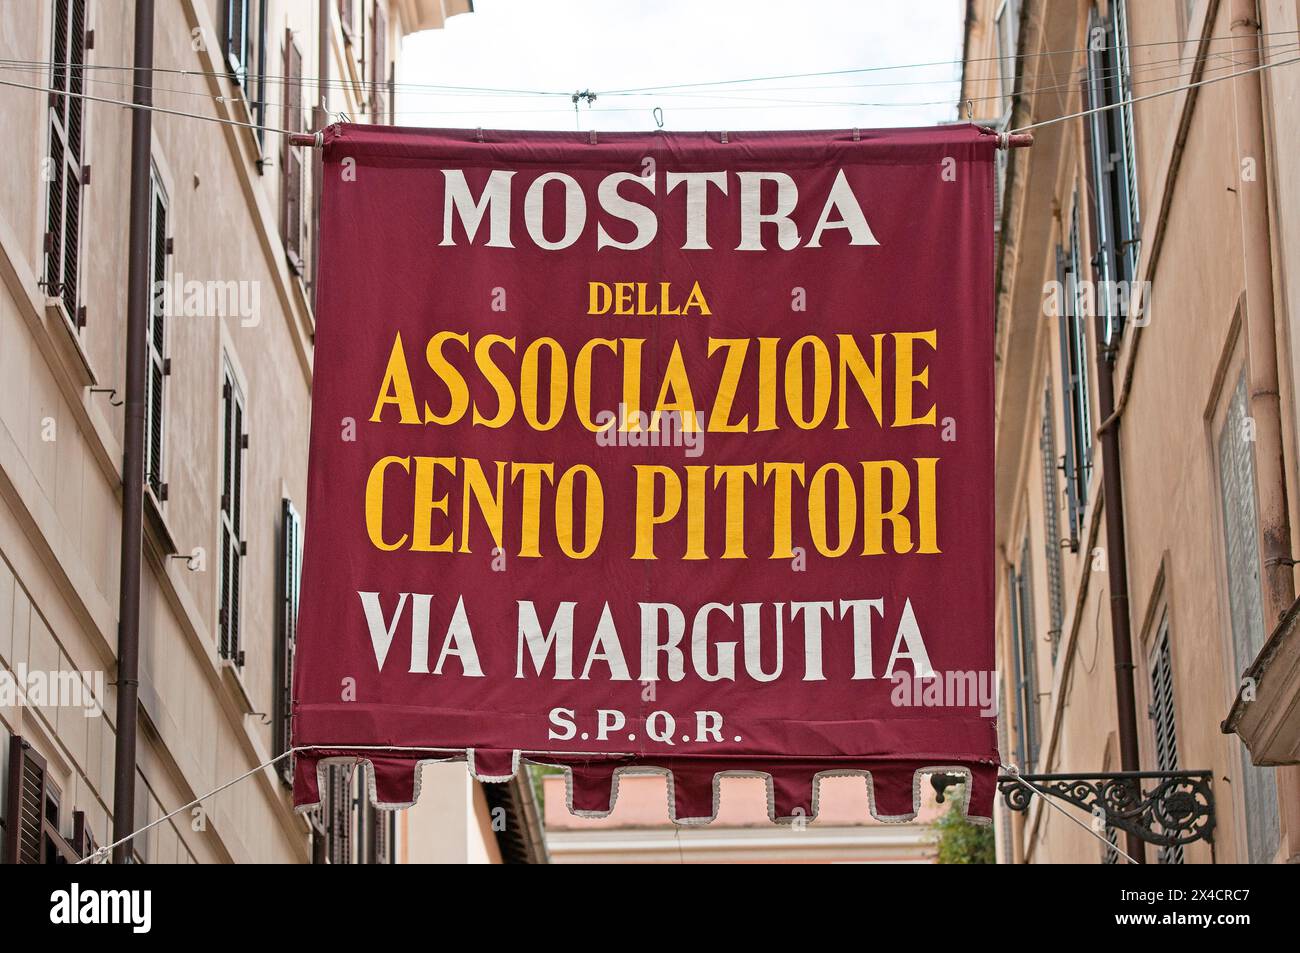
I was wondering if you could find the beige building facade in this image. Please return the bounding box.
[964,0,1300,863]
[0,0,544,864]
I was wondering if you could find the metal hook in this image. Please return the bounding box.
[653,106,664,129]
[966,99,973,121]
[90,386,123,407]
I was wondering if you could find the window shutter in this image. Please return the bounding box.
[1016,537,1039,769]
[275,499,302,784]
[45,0,87,322]
[1007,566,1027,770]
[1039,381,1065,657]
[1148,617,1183,864]
[1217,372,1282,864]
[281,32,305,274]
[371,4,388,121]
[224,0,249,82]
[145,170,168,500]
[219,364,246,665]
[339,0,355,43]
[4,736,49,864]
[1054,244,1080,550]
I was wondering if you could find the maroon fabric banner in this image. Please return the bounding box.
[293,123,998,823]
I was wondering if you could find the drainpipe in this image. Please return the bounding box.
[311,0,330,299]
[1229,0,1300,859]
[1094,330,1144,864]
[111,0,153,864]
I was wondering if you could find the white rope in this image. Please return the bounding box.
[1000,764,1138,864]
[0,75,304,138]
[79,748,298,864]
[1010,53,1300,133]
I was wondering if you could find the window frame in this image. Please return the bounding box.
[218,357,247,667]
[44,0,89,327]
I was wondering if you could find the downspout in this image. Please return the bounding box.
[312,0,330,301]
[1228,0,1300,859]
[111,0,154,864]
[1093,319,1144,864]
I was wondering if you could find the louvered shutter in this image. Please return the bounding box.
[45,0,87,323]
[224,0,249,83]
[4,736,49,864]
[219,366,247,665]
[1039,381,1065,657]
[1147,616,1183,864]
[1054,244,1080,550]
[145,170,168,500]
[1217,372,1281,864]
[371,4,388,121]
[281,33,305,274]
[1016,537,1039,769]
[275,499,302,783]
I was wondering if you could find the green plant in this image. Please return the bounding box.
[932,788,996,864]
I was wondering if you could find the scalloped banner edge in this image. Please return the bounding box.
[291,749,996,827]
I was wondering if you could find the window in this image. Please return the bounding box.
[280,31,306,275]
[993,0,1019,115]
[340,0,356,44]
[1216,371,1281,864]
[223,1,269,149]
[3,735,88,863]
[274,499,303,784]
[1056,195,1093,547]
[219,360,247,666]
[44,0,88,325]
[1008,538,1040,771]
[1084,1,1141,345]
[1147,613,1183,864]
[371,3,388,121]
[1039,380,1065,658]
[145,165,170,502]
[315,765,395,864]
[223,0,250,84]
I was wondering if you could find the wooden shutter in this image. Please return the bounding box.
[327,766,352,864]
[371,4,388,121]
[224,0,249,82]
[1217,372,1282,863]
[1054,244,1080,551]
[1147,616,1182,863]
[340,0,355,43]
[1039,381,1064,657]
[219,365,246,665]
[1015,537,1039,769]
[281,32,305,274]
[4,736,49,864]
[45,0,87,323]
[275,499,302,784]
[145,169,169,501]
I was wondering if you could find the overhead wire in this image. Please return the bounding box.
[3,36,1295,123]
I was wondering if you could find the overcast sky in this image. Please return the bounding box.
[398,0,964,132]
